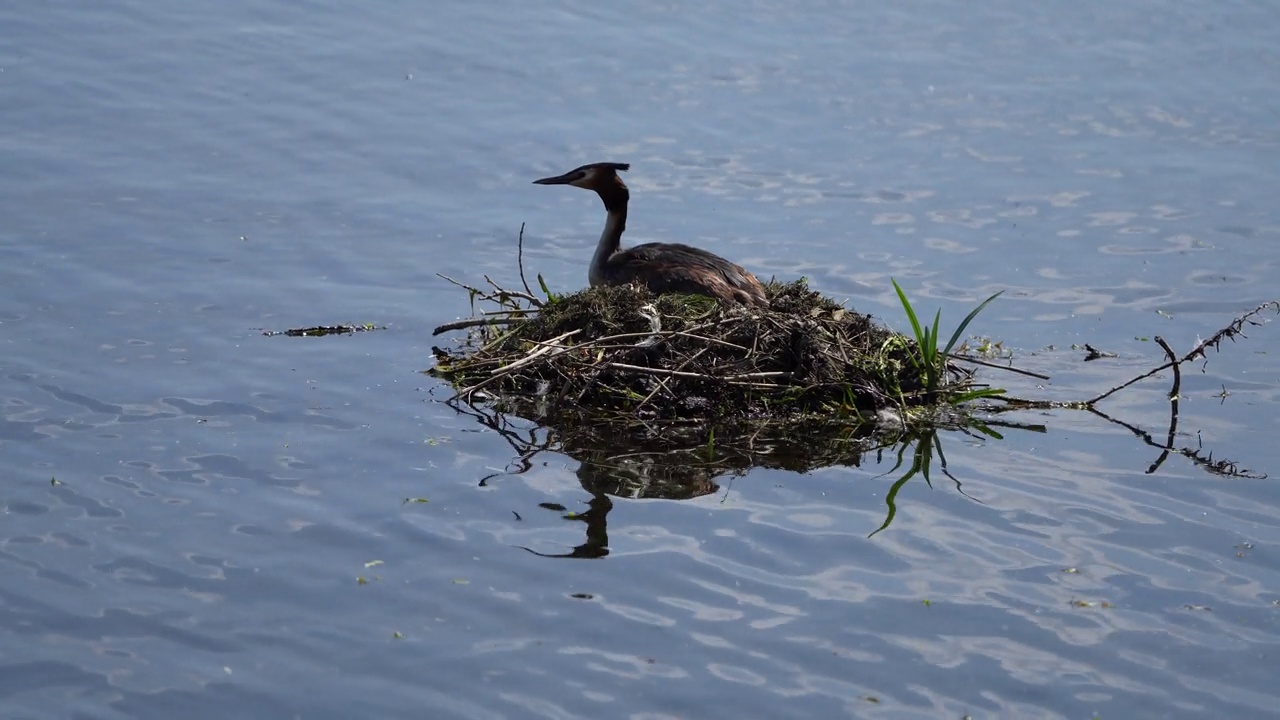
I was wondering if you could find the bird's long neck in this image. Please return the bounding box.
[589,184,629,287]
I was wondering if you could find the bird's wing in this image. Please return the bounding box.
[609,243,766,305]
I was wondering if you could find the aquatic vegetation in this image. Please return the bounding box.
[890,278,1005,404]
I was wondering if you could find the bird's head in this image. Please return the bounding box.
[533,162,630,194]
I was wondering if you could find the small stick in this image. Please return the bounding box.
[523,329,582,349]
[482,274,543,307]
[605,363,715,380]
[493,342,558,374]
[1147,336,1180,474]
[583,320,727,346]
[460,333,568,397]
[492,329,580,373]
[473,323,523,355]
[432,317,521,335]
[564,335,746,356]
[723,371,792,380]
[607,363,792,382]
[1088,301,1279,405]
[636,347,709,409]
[948,354,1050,381]
[437,273,484,295]
[516,222,535,300]
[438,272,538,314]
[1155,336,1180,403]
[669,331,748,351]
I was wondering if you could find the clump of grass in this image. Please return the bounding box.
[890,279,1005,405]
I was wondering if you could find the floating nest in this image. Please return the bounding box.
[430,278,961,427]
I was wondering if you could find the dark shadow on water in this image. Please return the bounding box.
[446,398,1046,557]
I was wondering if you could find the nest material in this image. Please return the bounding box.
[431,279,931,423]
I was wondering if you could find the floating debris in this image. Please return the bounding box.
[263,323,385,337]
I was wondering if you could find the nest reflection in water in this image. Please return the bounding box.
[446,395,1037,557]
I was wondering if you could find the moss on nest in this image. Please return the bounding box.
[431,279,935,424]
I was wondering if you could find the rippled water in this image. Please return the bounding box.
[3,2,1278,718]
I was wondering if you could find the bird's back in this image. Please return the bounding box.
[605,242,767,307]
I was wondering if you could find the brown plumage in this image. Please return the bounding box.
[533,162,767,307]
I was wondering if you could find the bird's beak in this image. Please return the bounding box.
[532,170,581,185]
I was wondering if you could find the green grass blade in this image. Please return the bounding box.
[892,279,926,348]
[948,386,1007,404]
[927,309,942,365]
[942,290,1004,357]
[536,274,559,304]
[968,422,1006,441]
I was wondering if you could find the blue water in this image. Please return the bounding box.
[2,2,1278,718]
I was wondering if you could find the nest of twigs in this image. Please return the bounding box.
[430,276,957,426]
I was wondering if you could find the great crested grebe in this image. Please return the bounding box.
[533,162,768,307]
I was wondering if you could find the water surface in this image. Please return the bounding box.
[2,2,1278,718]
